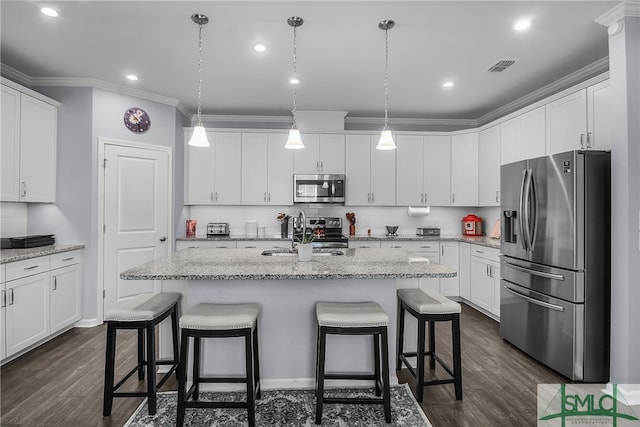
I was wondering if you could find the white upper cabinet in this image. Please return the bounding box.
[450,132,478,206]
[546,80,611,155]
[586,80,611,151]
[396,135,451,206]
[184,131,242,205]
[478,125,501,206]
[500,106,546,164]
[241,133,293,205]
[345,135,395,205]
[423,135,452,206]
[546,89,588,154]
[1,82,58,203]
[396,135,424,206]
[294,134,345,174]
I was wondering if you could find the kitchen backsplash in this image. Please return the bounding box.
[188,205,500,237]
[0,202,27,238]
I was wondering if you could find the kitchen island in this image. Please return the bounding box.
[121,247,456,389]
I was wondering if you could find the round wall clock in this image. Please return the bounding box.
[123,107,151,133]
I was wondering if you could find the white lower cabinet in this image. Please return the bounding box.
[458,243,471,300]
[380,241,445,293]
[5,271,50,356]
[439,242,459,296]
[469,245,501,317]
[50,252,82,332]
[236,240,291,249]
[1,250,83,362]
[176,241,238,251]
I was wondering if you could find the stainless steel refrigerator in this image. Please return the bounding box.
[500,150,610,382]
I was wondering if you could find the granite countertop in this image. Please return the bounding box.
[177,234,500,249]
[1,244,85,264]
[121,247,456,281]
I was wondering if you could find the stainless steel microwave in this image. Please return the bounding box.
[293,174,345,204]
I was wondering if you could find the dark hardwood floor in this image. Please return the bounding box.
[1,303,566,426]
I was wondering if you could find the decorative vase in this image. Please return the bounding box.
[297,243,313,262]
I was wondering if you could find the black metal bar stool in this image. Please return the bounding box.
[177,303,261,427]
[396,288,462,402]
[315,301,391,424]
[103,292,180,416]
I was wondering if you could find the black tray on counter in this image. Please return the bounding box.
[1,234,55,249]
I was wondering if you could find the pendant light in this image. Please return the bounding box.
[377,19,396,150]
[187,13,210,148]
[285,16,304,149]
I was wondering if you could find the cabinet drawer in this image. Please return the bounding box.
[50,250,83,270]
[470,245,500,262]
[380,241,439,251]
[5,256,50,281]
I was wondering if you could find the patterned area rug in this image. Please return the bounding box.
[124,384,432,426]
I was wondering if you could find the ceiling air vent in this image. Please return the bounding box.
[487,59,517,72]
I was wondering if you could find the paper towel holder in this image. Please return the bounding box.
[407,206,430,217]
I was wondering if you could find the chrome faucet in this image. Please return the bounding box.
[297,210,306,233]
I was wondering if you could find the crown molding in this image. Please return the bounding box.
[595,0,640,27]
[1,64,34,86]
[478,57,609,125]
[345,116,478,127]
[199,114,291,124]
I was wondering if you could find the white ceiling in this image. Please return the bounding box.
[0,1,616,123]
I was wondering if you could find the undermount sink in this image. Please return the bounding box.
[261,248,344,257]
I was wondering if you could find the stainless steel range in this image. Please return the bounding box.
[292,215,349,248]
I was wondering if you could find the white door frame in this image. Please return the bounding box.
[97,137,173,323]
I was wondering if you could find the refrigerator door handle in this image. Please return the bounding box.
[503,286,565,312]
[529,169,539,252]
[519,169,529,251]
[503,260,566,281]
[522,168,534,251]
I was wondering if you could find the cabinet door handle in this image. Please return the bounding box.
[420,193,423,204]
[419,246,433,249]
[62,257,74,262]
[586,132,592,149]
[441,246,444,256]
[367,193,371,203]
[371,193,375,203]
[21,182,27,197]
[424,193,428,204]
[245,246,257,248]
[320,160,323,171]
[268,192,271,203]
[52,276,57,290]
[9,288,14,305]
[316,161,320,172]
[496,190,500,203]
[1,290,5,308]
[215,192,219,202]
[210,192,214,202]
[391,245,402,249]
[24,265,40,271]
[487,264,490,276]
[159,237,167,242]
[452,193,455,204]
[579,133,585,150]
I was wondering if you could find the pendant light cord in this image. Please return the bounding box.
[383,27,389,131]
[196,23,204,127]
[291,23,298,129]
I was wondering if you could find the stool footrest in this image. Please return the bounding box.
[184,400,250,409]
[323,397,385,405]
[324,373,377,381]
[196,377,250,384]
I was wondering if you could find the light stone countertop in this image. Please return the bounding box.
[177,234,501,249]
[0,244,85,264]
[120,247,456,281]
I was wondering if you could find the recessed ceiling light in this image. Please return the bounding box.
[289,77,299,85]
[514,19,531,31]
[443,81,454,88]
[41,7,59,17]
[254,44,266,52]
[126,74,138,81]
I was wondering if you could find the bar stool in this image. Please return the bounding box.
[396,288,462,402]
[315,301,391,424]
[177,303,261,427]
[103,292,180,416]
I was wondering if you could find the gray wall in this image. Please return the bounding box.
[28,85,182,321]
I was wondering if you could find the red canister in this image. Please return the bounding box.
[462,215,483,236]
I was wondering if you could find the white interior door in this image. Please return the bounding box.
[103,143,170,315]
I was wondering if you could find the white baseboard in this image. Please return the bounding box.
[194,376,400,392]
[74,318,101,328]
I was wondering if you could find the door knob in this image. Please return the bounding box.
[159,237,167,242]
